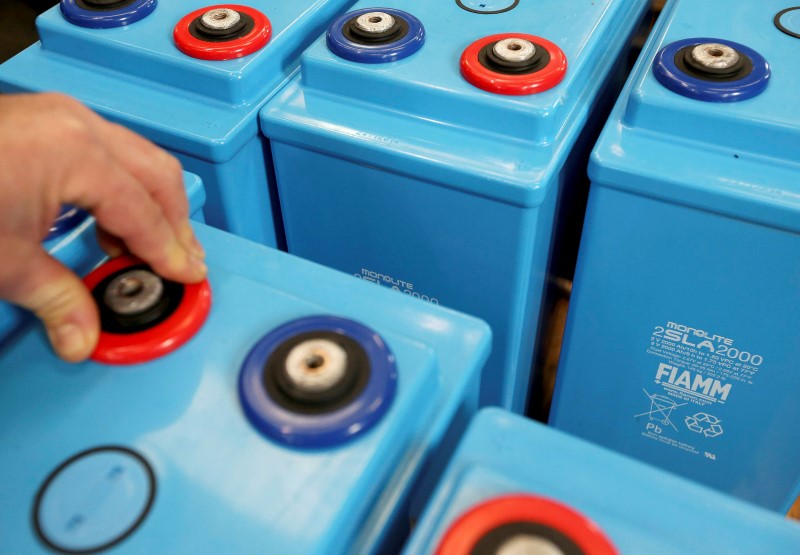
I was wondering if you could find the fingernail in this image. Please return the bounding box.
[181,223,205,260]
[191,235,205,260]
[48,323,89,362]
[190,254,208,280]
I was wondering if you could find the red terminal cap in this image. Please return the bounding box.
[435,494,618,555]
[460,33,567,95]
[84,255,212,365]
[173,4,271,61]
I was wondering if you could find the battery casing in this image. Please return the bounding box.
[404,409,800,554]
[0,221,490,554]
[261,0,648,412]
[0,0,359,247]
[551,0,800,512]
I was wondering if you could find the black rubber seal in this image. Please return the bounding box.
[471,522,586,555]
[92,264,184,335]
[478,41,550,75]
[675,44,753,82]
[263,331,370,415]
[775,7,800,39]
[32,446,156,555]
[456,0,519,15]
[188,11,255,42]
[342,14,409,45]
[75,0,137,12]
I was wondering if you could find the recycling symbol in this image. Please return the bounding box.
[685,412,724,438]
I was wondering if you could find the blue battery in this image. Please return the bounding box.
[0,222,490,554]
[0,171,205,349]
[551,0,800,513]
[403,408,800,554]
[0,0,360,248]
[260,0,648,413]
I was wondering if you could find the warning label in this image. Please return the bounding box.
[634,320,765,460]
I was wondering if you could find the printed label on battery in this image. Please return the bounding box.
[354,268,439,305]
[635,320,765,460]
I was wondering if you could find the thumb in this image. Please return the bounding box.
[0,245,99,362]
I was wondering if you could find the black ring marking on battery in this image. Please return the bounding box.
[456,0,520,15]
[32,446,156,555]
[775,7,800,39]
[76,0,137,12]
[342,14,409,45]
[471,522,587,555]
[478,41,550,75]
[188,11,255,42]
[92,264,184,335]
[263,331,370,415]
[674,44,753,82]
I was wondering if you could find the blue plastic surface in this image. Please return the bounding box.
[456,0,518,15]
[652,38,770,102]
[0,0,360,248]
[326,8,425,64]
[0,171,205,349]
[34,446,155,553]
[775,6,800,38]
[551,0,800,513]
[403,409,800,554]
[261,0,648,412]
[0,223,490,554]
[239,315,398,448]
[45,205,89,241]
[60,0,157,29]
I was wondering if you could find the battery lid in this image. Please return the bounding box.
[263,0,648,207]
[591,0,800,230]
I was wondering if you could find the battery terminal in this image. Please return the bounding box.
[355,12,396,34]
[493,38,536,63]
[201,8,241,31]
[691,43,739,70]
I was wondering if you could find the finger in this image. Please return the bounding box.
[0,240,98,362]
[80,117,204,260]
[74,167,207,283]
[53,123,206,284]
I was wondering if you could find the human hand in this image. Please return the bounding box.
[0,93,207,361]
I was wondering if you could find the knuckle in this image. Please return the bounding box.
[162,151,183,176]
[31,276,83,322]
[52,113,94,146]
[46,93,89,116]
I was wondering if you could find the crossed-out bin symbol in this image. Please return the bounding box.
[636,389,687,431]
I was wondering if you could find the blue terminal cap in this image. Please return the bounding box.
[60,0,157,29]
[33,446,156,554]
[455,0,519,15]
[239,315,398,448]
[46,205,89,242]
[326,8,425,64]
[653,38,770,102]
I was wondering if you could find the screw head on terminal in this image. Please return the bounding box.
[691,43,739,70]
[493,38,536,63]
[103,270,164,316]
[285,338,349,393]
[496,535,565,555]
[354,11,396,34]
[200,8,241,31]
